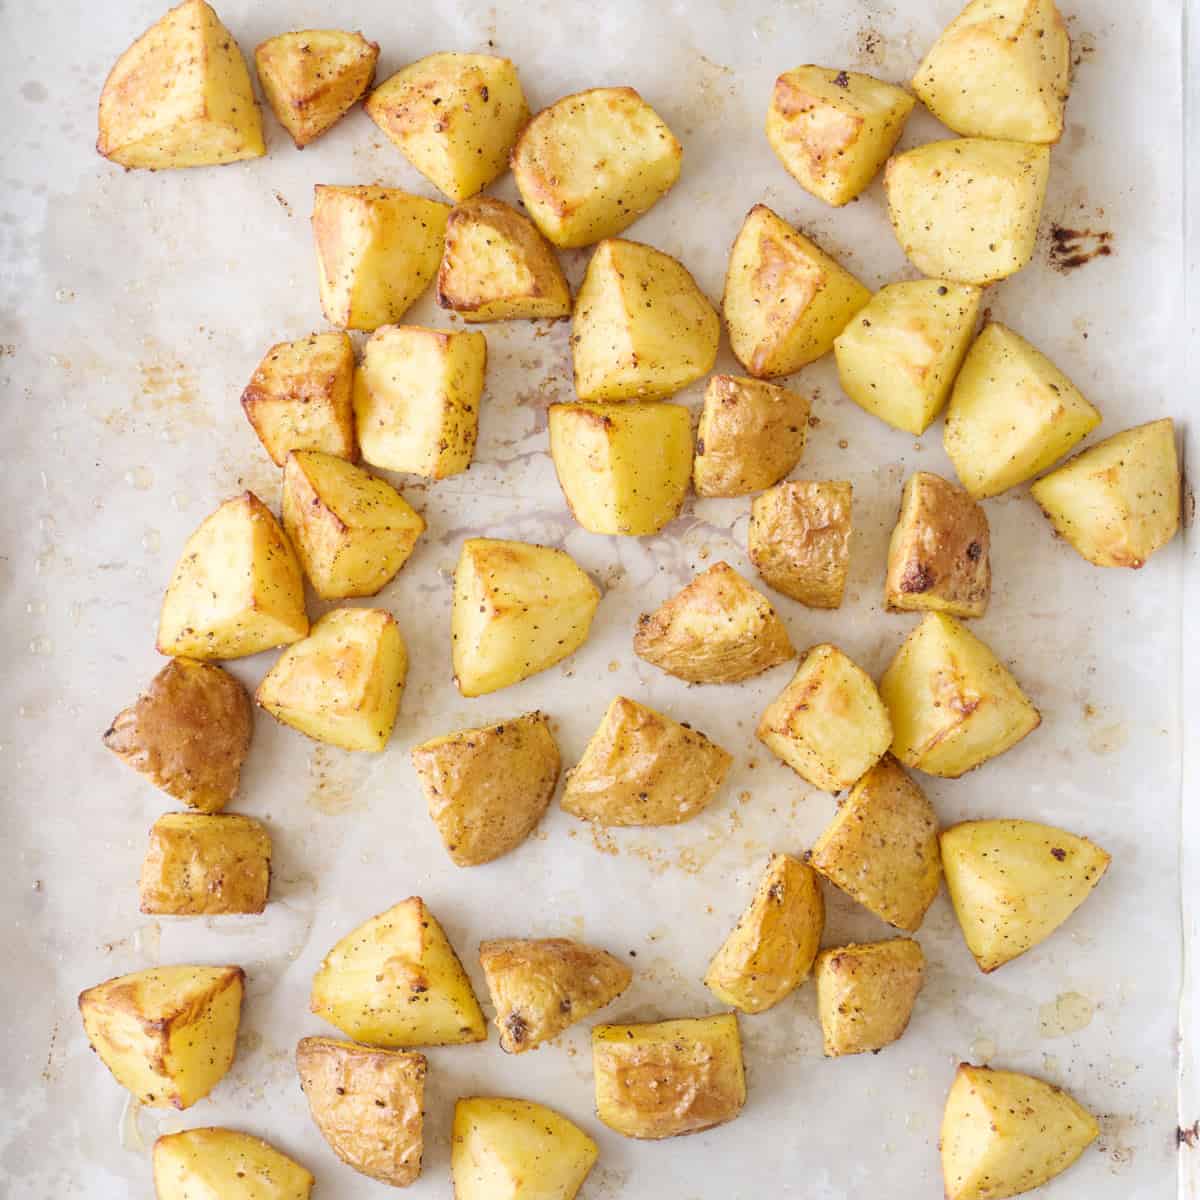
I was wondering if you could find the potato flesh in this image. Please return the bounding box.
[749,480,852,608]
[154,1128,313,1200]
[814,939,925,1056]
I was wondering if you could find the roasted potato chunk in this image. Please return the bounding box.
[97,0,265,169]
[511,87,682,248]
[103,657,251,813]
[704,853,824,1013]
[562,696,732,826]
[311,896,486,1047]
[766,65,915,206]
[157,492,308,660]
[79,965,243,1109]
[592,1015,746,1139]
[749,480,852,608]
[479,937,632,1052]
[297,1037,425,1187]
[154,1128,313,1200]
[814,939,924,1057]
[1031,418,1180,568]
[411,712,560,866]
[633,561,795,684]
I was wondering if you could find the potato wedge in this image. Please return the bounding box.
[704,853,824,1013]
[154,1127,313,1199]
[511,87,682,248]
[814,939,925,1057]
[79,965,243,1109]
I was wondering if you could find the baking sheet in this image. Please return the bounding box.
[0,0,1191,1195]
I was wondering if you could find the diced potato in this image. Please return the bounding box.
[913,0,1071,144]
[814,939,925,1057]
[452,1098,598,1200]
[693,375,810,498]
[366,54,530,202]
[255,29,378,148]
[97,0,265,169]
[942,1064,1099,1200]
[296,1037,425,1187]
[310,896,486,1047]
[157,492,308,660]
[356,324,487,479]
[592,1015,746,1139]
[79,965,243,1108]
[437,195,571,322]
[941,819,1110,972]
[723,204,871,378]
[879,613,1040,778]
[704,853,824,1013]
[749,481,853,608]
[571,238,719,401]
[451,538,600,697]
[411,712,560,866]
[833,280,981,435]
[633,561,795,684]
[766,65,915,206]
[885,139,1050,285]
[757,643,892,792]
[549,401,692,536]
[885,472,991,618]
[139,812,271,916]
[103,657,252,813]
[1031,418,1181,568]
[312,185,450,331]
[809,755,941,932]
[241,332,357,466]
[479,937,632,1052]
[154,1128,313,1200]
[511,87,682,248]
[562,696,732,826]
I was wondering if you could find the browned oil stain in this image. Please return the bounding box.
[1049,224,1114,272]
[1178,1121,1199,1148]
[856,26,883,63]
[139,358,199,410]
[307,745,364,814]
[273,190,292,216]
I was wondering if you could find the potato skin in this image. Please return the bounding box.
[814,938,925,1056]
[749,480,852,608]
[153,1127,313,1199]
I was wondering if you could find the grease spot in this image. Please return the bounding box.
[21,81,47,103]
[1038,991,1095,1038]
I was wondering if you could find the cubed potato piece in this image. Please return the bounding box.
[241,332,357,466]
[139,812,271,916]
[810,755,940,932]
[479,937,632,1053]
[296,1037,425,1187]
[944,323,1101,498]
[633,561,795,684]
[256,608,405,752]
[157,492,308,660]
[562,696,732,826]
[766,65,915,206]
[313,185,450,331]
[103,657,251,813]
[282,450,425,599]
[451,538,600,697]
[757,644,892,792]
[549,401,692,536]
[79,965,243,1109]
[885,139,1050,285]
[693,375,810,498]
[814,938,925,1056]
[885,472,991,618]
[704,853,824,1013]
[833,280,981,435]
[437,195,571,322]
[366,54,530,202]
[942,1064,1099,1200]
[356,324,487,479]
[511,87,682,248]
[255,30,378,148]
[592,1015,745,1139]
[1031,418,1180,568]
[723,204,871,378]
[572,239,718,401]
[879,613,1040,778]
[914,0,1071,144]
[310,896,486,1047]
[154,1128,313,1200]
[97,0,265,169]
[453,1098,598,1200]
[749,480,853,608]
[411,712,560,867]
[941,819,1110,972]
